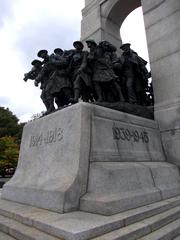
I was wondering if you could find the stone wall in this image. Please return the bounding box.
[141,0,180,166]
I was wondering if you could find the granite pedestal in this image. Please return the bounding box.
[2,103,180,215]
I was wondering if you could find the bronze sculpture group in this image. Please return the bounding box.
[24,40,154,115]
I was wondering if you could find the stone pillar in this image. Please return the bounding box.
[81,0,123,49]
[81,0,141,49]
[141,0,180,166]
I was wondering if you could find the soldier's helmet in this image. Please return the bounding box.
[98,41,116,52]
[31,59,42,66]
[54,48,63,55]
[73,41,84,49]
[86,39,97,47]
[120,43,131,51]
[37,49,48,57]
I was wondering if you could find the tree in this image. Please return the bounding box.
[0,107,25,176]
[0,107,24,141]
[0,107,19,138]
[0,136,19,177]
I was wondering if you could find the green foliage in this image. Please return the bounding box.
[0,136,19,168]
[0,107,20,138]
[0,107,25,175]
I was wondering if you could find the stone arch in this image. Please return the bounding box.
[101,0,141,46]
[81,0,141,50]
[102,0,141,29]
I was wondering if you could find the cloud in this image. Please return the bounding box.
[0,0,16,28]
[15,18,81,67]
[0,0,84,121]
[0,96,11,106]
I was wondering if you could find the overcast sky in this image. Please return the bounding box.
[0,0,149,122]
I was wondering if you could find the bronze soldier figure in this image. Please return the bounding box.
[23,59,42,82]
[34,49,56,114]
[24,40,153,117]
[45,48,73,108]
[119,43,150,105]
[69,41,92,103]
[91,41,124,102]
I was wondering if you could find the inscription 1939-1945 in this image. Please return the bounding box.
[112,125,149,143]
[29,127,63,147]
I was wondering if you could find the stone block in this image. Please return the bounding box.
[154,99,180,167]
[143,205,180,232]
[2,103,91,213]
[143,0,180,28]
[155,98,180,131]
[143,162,180,199]
[2,102,180,216]
[147,26,180,63]
[90,106,165,162]
[161,130,180,166]
[150,51,180,103]
[0,232,16,240]
[141,0,166,14]
[147,9,180,43]
[80,162,162,215]
[139,218,180,240]
[1,196,180,240]
[81,5,101,41]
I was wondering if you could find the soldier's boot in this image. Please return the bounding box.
[42,100,50,112]
[114,82,125,102]
[94,83,103,102]
[69,88,80,103]
[44,98,55,115]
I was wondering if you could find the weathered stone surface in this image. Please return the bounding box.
[2,103,175,215]
[143,162,180,199]
[142,205,180,232]
[90,105,165,162]
[0,215,61,240]
[2,103,91,213]
[0,197,180,240]
[80,162,162,215]
[142,0,180,28]
[2,103,180,216]
[160,130,180,167]
[139,218,180,240]
[0,232,16,240]
[80,161,180,215]
[82,0,180,171]
[142,0,180,167]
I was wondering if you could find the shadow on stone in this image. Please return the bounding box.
[94,101,154,120]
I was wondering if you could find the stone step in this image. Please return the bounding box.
[174,235,180,240]
[0,215,62,240]
[139,218,180,240]
[0,196,180,240]
[0,231,16,240]
[91,205,180,240]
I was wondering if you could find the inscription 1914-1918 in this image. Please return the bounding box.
[29,127,63,147]
[112,125,149,143]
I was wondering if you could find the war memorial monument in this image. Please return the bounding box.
[0,0,180,239]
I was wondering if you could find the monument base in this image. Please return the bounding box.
[0,195,180,239]
[80,162,180,215]
[2,103,180,216]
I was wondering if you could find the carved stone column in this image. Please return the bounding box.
[142,0,180,166]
